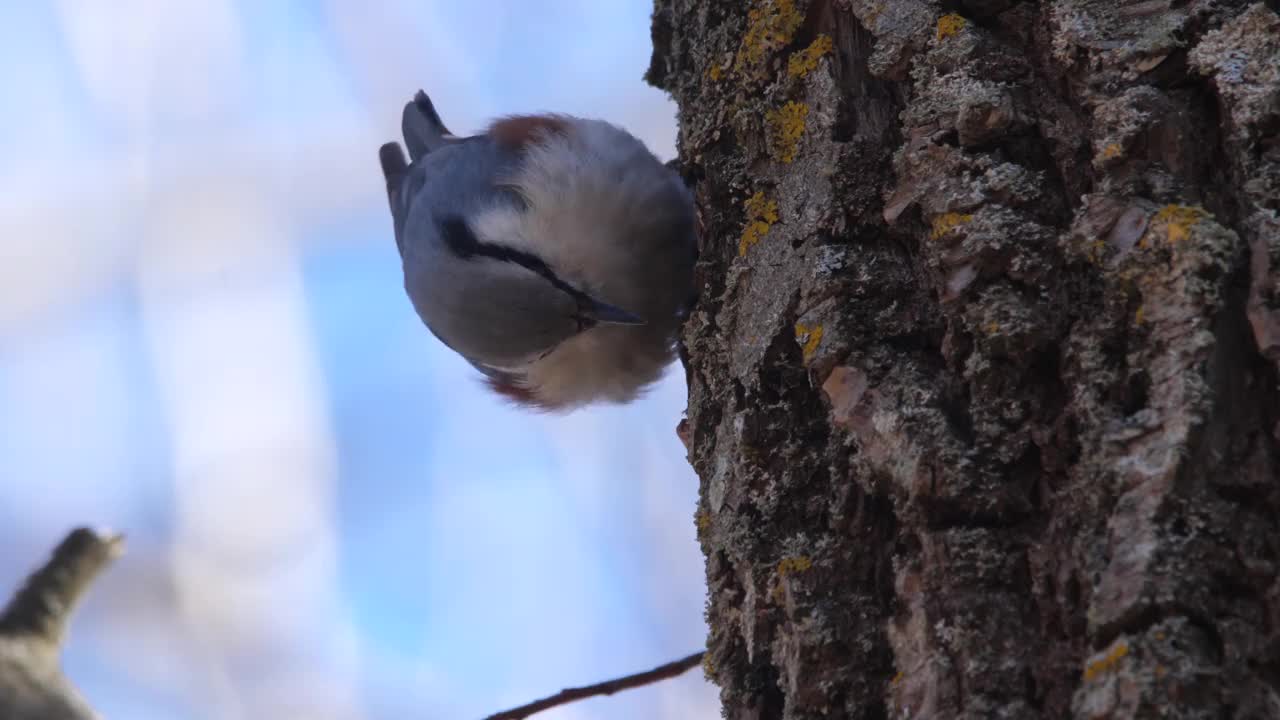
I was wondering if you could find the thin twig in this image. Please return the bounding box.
[483,650,706,720]
[0,527,125,646]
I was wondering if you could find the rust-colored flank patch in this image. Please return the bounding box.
[483,373,553,409]
[487,114,570,150]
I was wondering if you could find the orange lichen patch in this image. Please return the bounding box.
[487,115,569,149]
[1151,204,1209,243]
[1100,143,1123,160]
[891,671,904,686]
[788,34,834,78]
[1083,641,1129,681]
[795,323,824,361]
[930,212,974,240]
[739,191,779,256]
[708,64,724,81]
[936,13,967,40]
[1134,305,1146,325]
[984,321,1000,335]
[767,101,809,163]
[777,555,813,576]
[735,0,805,77]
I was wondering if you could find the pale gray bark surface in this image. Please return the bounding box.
[648,1,1280,717]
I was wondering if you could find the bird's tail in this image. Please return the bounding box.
[402,90,455,161]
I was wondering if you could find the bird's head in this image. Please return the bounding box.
[406,214,643,372]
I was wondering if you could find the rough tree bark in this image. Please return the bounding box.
[648,1,1280,718]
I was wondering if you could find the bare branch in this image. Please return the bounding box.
[483,650,705,720]
[0,527,124,720]
[0,527,124,647]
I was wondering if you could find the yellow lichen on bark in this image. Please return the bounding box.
[1151,204,1208,244]
[777,556,813,576]
[735,0,804,77]
[930,212,974,240]
[795,323,824,361]
[768,101,810,163]
[695,511,712,532]
[936,13,967,40]
[1083,641,1129,681]
[788,34,833,78]
[739,191,780,255]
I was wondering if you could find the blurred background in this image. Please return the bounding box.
[0,2,715,718]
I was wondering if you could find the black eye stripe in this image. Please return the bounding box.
[437,213,598,313]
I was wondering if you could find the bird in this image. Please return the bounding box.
[379,90,697,411]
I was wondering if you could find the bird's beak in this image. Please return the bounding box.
[578,296,645,325]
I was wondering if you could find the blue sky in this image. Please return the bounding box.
[0,2,713,718]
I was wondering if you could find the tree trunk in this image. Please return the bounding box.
[647,1,1280,717]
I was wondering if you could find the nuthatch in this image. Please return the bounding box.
[379,90,696,410]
